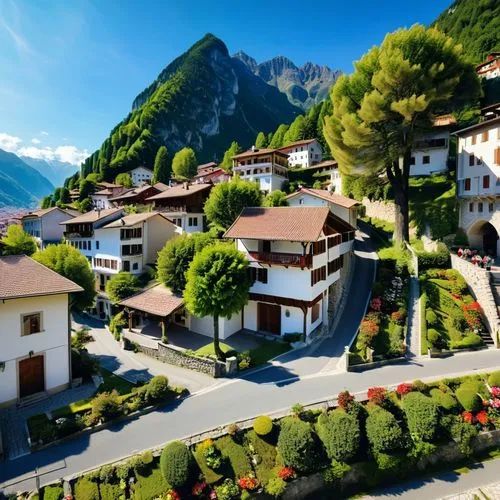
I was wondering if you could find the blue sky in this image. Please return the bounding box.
[0,0,452,165]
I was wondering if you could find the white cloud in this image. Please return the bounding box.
[31,138,41,144]
[0,132,22,152]
[40,131,49,136]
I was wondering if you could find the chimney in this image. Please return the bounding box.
[183,181,189,190]
[251,145,256,152]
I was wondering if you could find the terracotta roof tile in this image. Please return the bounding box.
[0,255,83,299]
[232,148,289,160]
[286,188,360,208]
[22,207,75,218]
[119,284,184,317]
[102,211,173,228]
[277,139,317,150]
[62,208,122,225]
[146,183,212,201]
[224,206,331,242]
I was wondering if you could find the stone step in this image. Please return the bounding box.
[16,391,49,409]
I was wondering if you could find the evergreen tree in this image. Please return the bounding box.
[40,195,54,209]
[255,131,268,148]
[283,115,307,145]
[304,104,322,139]
[268,124,289,149]
[115,173,133,188]
[263,190,289,207]
[59,187,71,205]
[172,147,198,180]
[267,132,274,145]
[324,25,480,242]
[152,146,171,184]
[78,178,96,201]
[1,225,37,256]
[220,141,242,172]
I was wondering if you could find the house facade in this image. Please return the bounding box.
[476,52,500,80]
[108,185,160,207]
[232,148,289,193]
[91,183,125,210]
[130,167,153,187]
[0,255,82,407]
[146,183,212,233]
[278,139,323,167]
[21,207,76,248]
[224,207,356,338]
[455,105,500,255]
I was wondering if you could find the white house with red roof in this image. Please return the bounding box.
[21,207,76,248]
[224,207,355,338]
[0,255,82,406]
[278,139,323,167]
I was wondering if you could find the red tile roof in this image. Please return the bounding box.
[232,148,289,160]
[285,188,360,208]
[22,207,75,219]
[102,212,173,229]
[277,139,317,151]
[119,284,184,317]
[62,208,123,225]
[0,255,83,300]
[146,183,212,201]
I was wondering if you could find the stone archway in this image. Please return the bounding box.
[466,220,499,256]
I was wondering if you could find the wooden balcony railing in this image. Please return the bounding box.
[249,251,312,269]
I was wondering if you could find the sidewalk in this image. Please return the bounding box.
[406,276,422,358]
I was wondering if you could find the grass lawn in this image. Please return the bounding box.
[132,464,170,500]
[97,369,136,395]
[194,342,236,358]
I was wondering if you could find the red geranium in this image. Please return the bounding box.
[391,311,404,325]
[367,387,387,405]
[192,482,208,496]
[396,383,414,397]
[337,390,355,410]
[238,475,259,490]
[462,411,474,424]
[370,297,382,312]
[165,491,180,500]
[476,410,489,425]
[490,387,500,397]
[278,466,296,481]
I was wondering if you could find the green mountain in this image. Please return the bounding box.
[432,0,500,63]
[0,149,54,208]
[81,34,301,182]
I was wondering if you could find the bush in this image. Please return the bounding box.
[488,371,500,387]
[253,415,273,436]
[160,441,193,489]
[412,380,427,392]
[109,312,127,339]
[277,417,321,472]
[99,464,115,483]
[316,410,360,463]
[365,407,403,454]
[90,391,122,423]
[455,388,483,412]
[367,387,387,405]
[427,328,440,346]
[42,485,64,500]
[265,477,287,497]
[430,388,458,411]
[450,421,479,456]
[146,375,170,402]
[402,392,439,441]
[425,310,438,327]
[450,309,466,330]
[74,477,99,500]
[417,244,450,270]
[450,334,483,350]
[374,452,401,471]
[337,391,355,410]
[215,478,240,500]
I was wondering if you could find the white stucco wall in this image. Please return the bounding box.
[130,167,153,187]
[187,313,242,340]
[409,130,450,176]
[0,294,70,405]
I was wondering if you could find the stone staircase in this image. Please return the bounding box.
[16,391,49,409]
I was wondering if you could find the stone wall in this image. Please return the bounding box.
[362,197,396,223]
[450,254,500,346]
[329,250,356,334]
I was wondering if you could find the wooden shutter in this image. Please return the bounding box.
[495,147,500,165]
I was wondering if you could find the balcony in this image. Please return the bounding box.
[249,251,312,268]
[121,249,143,257]
[64,230,93,238]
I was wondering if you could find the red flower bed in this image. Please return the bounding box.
[391,311,404,325]
[278,466,296,481]
[370,297,382,312]
[192,482,208,496]
[462,411,474,424]
[367,387,387,405]
[337,391,355,410]
[476,410,489,425]
[238,475,259,490]
[396,383,414,397]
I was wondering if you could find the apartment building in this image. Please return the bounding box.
[21,207,76,248]
[455,104,500,255]
[278,139,323,167]
[130,167,153,186]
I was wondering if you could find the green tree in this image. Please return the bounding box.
[255,131,268,148]
[79,178,96,201]
[78,198,93,213]
[160,441,193,489]
[33,244,96,310]
[59,187,71,205]
[283,115,307,145]
[402,392,439,442]
[365,407,403,454]
[157,232,214,293]
[204,177,262,230]
[40,195,54,209]
[152,146,171,184]
[184,243,249,359]
[263,190,288,207]
[114,173,133,188]
[1,225,37,256]
[323,25,480,242]
[172,147,197,180]
[53,187,62,204]
[105,272,140,303]
[268,124,289,149]
[220,141,242,172]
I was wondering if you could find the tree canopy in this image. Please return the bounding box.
[324,24,480,242]
[268,124,289,149]
[184,243,249,359]
[263,190,289,207]
[33,244,96,310]
[220,141,242,172]
[255,131,268,148]
[105,272,141,303]
[283,115,307,145]
[79,178,96,201]
[1,225,37,256]
[172,147,197,180]
[156,232,214,293]
[115,173,133,188]
[152,146,171,184]
[204,177,263,230]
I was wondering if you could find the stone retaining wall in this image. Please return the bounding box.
[451,254,499,346]
[329,250,356,334]
[362,197,396,223]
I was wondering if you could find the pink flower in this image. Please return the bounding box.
[490,387,500,397]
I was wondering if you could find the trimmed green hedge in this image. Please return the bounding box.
[417,244,450,270]
[160,441,192,489]
[402,392,439,442]
[365,407,403,454]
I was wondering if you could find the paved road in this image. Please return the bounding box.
[365,456,500,499]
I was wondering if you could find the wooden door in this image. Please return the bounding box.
[19,356,44,398]
[257,303,281,335]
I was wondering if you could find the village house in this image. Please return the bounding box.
[476,52,500,80]
[192,166,231,185]
[21,207,77,248]
[455,104,500,256]
[146,183,212,233]
[232,147,289,193]
[129,166,153,187]
[0,255,82,407]
[224,206,356,338]
[91,182,126,210]
[108,184,161,207]
[278,139,323,167]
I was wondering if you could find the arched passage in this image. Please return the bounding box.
[467,220,499,256]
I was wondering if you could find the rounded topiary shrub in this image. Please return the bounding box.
[402,392,439,441]
[253,415,273,436]
[160,440,193,489]
[430,388,458,411]
[455,388,483,412]
[277,417,320,473]
[365,407,403,454]
[425,310,438,327]
[316,410,360,462]
[90,390,122,422]
[146,375,170,402]
[427,329,440,346]
[488,371,500,388]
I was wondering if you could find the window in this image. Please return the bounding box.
[310,266,326,286]
[120,228,142,239]
[483,175,490,189]
[22,312,42,336]
[471,134,477,145]
[123,260,130,272]
[477,156,483,165]
[422,155,430,165]
[83,241,88,250]
[469,154,475,167]
[257,268,268,284]
[132,262,139,270]
[248,267,256,284]
[188,217,198,227]
[410,156,415,165]
[88,241,91,251]
[478,202,483,213]
[489,202,494,212]
[482,130,489,142]
[96,241,99,250]
[328,255,344,275]
[262,240,271,253]
[464,178,471,191]
[311,302,320,323]
[312,239,326,255]
[469,202,474,212]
